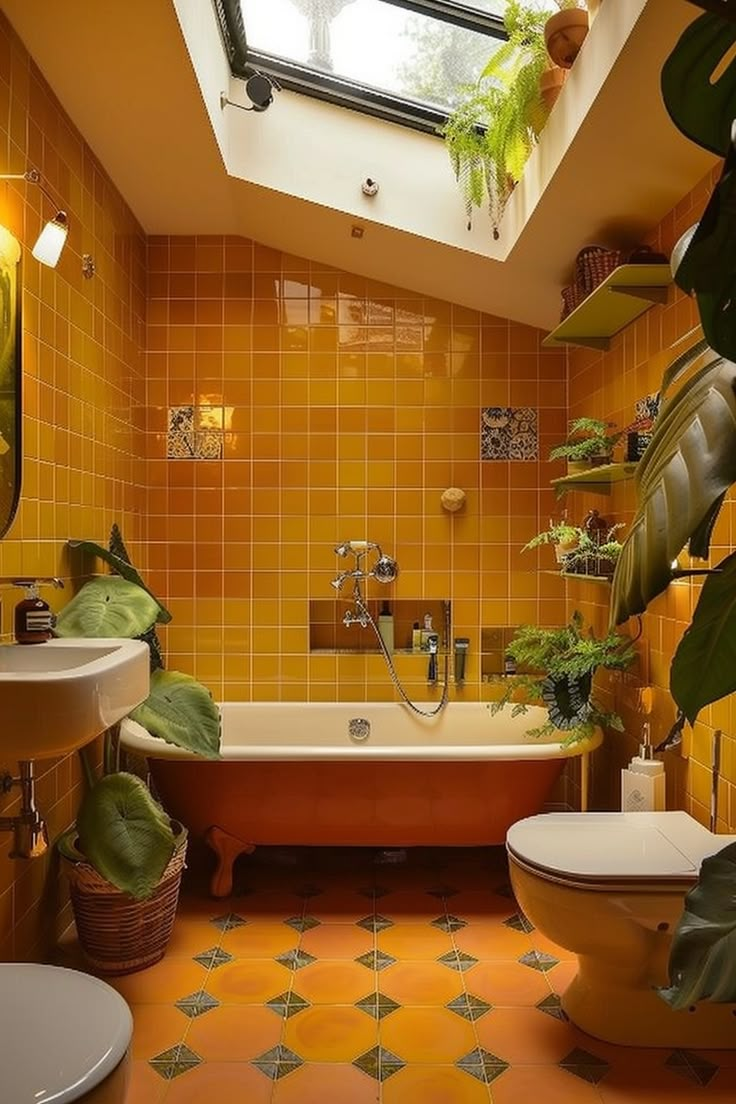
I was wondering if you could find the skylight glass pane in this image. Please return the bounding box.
[241,0,504,112]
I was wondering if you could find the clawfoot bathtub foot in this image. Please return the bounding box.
[205,825,255,897]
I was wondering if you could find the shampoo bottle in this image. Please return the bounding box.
[14,581,53,644]
[621,730,665,812]
[378,602,394,654]
[411,621,422,651]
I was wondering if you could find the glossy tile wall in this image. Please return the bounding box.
[564,165,735,829]
[0,12,147,957]
[144,239,568,703]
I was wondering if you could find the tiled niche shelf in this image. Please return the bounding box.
[543,264,672,351]
[309,599,450,654]
[552,461,638,495]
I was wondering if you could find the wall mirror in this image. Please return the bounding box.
[0,227,21,539]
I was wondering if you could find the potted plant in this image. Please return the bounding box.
[489,611,636,744]
[522,519,583,564]
[550,416,622,473]
[545,1,590,70]
[443,0,559,233]
[562,521,624,577]
[56,525,220,975]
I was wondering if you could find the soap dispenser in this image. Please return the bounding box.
[621,724,665,812]
[13,578,64,644]
[377,602,394,654]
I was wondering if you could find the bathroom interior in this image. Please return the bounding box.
[1,0,736,1100]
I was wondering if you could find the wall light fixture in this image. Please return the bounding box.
[0,168,69,269]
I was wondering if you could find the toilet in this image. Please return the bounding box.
[0,963,132,1102]
[506,810,736,1047]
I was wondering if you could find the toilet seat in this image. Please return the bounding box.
[0,963,132,1103]
[506,810,734,892]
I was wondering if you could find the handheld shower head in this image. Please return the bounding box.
[330,571,350,591]
[334,541,352,558]
[372,554,400,584]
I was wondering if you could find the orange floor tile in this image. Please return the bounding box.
[66,845,736,1102]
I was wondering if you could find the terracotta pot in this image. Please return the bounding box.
[540,66,567,111]
[545,9,590,69]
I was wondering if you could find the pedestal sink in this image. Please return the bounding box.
[0,638,150,763]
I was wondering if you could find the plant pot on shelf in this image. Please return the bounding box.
[540,65,567,111]
[60,822,188,976]
[545,9,589,69]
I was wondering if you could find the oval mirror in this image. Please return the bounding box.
[0,226,22,539]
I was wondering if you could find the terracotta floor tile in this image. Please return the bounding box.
[547,959,578,996]
[306,890,379,922]
[475,1006,590,1064]
[271,1062,379,1104]
[464,962,552,1007]
[597,1064,736,1102]
[453,921,534,960]
[109,960,209,1004]
[235,891,306,918]
[206,959,293,1003]
[162,1062,273,1103]
[380,960,464,1005]
[382,1064,492,1104]
[492,1064,603,1104]
[447,890,512,921]
[377,890,439,921]
[377,923,454,961]
[220,921,299,958]
[123,1059,168,1103]
[380,1007,476,1063]
[185,1004,283,1061]
[296,959,376,1004]
[283,1005,378,1061]
[164,918,222,957]
[299,923,374,960]
[128,1003,189,1060]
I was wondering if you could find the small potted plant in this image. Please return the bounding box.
[489,611,636,743]
[522,519,583,564]
[545,1,590,70]
[563,521,625,577]
[56,525,220,975]
[550,416,622,473]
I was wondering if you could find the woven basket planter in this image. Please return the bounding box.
[62,823,187,976]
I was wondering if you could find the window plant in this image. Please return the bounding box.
[489,611,636,744]
[549,416,622,472]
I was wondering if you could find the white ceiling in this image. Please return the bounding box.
[1,0,714,330]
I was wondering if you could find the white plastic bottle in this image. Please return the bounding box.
[621,740,665,812]
[378,602,394,654]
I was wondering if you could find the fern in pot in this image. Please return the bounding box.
[56,525,220,975]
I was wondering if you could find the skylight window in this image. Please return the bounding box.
[216,0,508,131]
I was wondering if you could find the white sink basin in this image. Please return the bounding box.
[0,638,150,762]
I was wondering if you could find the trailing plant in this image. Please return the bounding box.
[57,525,220,899]
[563,523,625,574]
[549,417,622,463]
[489,611,636,745]
[522,520,582,553]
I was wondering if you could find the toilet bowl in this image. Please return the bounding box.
[507,810,736,1047]
[0,963,132,1102]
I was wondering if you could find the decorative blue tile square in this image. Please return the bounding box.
[481,407,538,460]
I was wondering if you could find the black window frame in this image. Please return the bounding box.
[214,0,507,133]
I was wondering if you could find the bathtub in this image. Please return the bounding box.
[120,702,601,897]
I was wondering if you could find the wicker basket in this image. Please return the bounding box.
[575,245,624,294]
[560,283,586,319]
[62,824,187,976]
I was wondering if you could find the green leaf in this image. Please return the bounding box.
[660,841,736,1010]
[130,670,221,759]
[75,773,177,899]
[67,538,171,624]
[661,12,736,158]
[670,550,736,723]
[54,576,161,639]
[610,346,736,625]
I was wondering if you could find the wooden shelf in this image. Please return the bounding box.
[543,264,672,351]
[543,570,612,585]
[552,461,638,495]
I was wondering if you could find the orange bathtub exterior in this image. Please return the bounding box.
[149,758,565,895]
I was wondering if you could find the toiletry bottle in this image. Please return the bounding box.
[421,611,434,650]
[411,621,422,651]
[454,638,469,686]
[621,728,665,811]
[378,602,394,654]
[504,653,517,676]
[13,580,54,644]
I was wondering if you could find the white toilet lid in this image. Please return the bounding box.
[507,811,736,884]
[0,963,132,1103]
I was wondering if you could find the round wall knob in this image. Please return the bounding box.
[441,488,466,513]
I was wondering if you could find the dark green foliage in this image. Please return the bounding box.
[661,12,736,157]
[549,417,622,462]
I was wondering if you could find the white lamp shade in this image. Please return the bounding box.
[31,212,68,267]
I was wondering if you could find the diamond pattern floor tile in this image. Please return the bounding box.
[251,1044,304,1081]
[149,1043,203,1081]
[210,912,246,932]
[355,992,401,1020]
[665,1048,719,1086]
[192,946,233,970]
[446,993,493,1021]
[456,1046,509,1085]
[175,990,219,1019]
[559,1046,610,1085]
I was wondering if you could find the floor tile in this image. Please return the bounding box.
[123,1059,168,1103]
[547,959,578,995]
[376,922,454,960]
[297,959,376,1004]
[162,1062,274,1103]
[270,1062,379,1104]
[447,890,511,921]
[300,923,374,959]
[219,921,299,957]
[127,1003,189,1060]
[454,920,535,960]
[185,1004,283,1061]
[465,961,552,1007]
[380,960,464,1005]
[378,889,442,920]
[381,1064,492,1103]
[164,917,224,957]
[475,1006,586,1065]
[108,959,209,1004]
[491,1064,603,1103]
[380,1007,477,1063]
[206,959,293,1003]
[305,889,375,922]
[283,1005,378,1061]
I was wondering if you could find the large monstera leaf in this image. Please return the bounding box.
[67,537,171,624]
[610,344,736,624]
[129,670,221,759]
[661,11,736,158]
[660,841,736,1010]
[55,576,160,639]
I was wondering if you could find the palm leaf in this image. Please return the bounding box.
[610,349,736,625]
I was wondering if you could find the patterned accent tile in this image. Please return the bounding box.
[354,992,401,1020]
[503,911,535,934]
[518,949,559,972]
[426,885,458,898]
[353,1045,405,1082]
[210,913,247,932]
[284,915,321,933]
[193,946,233,970]
[251,1044,304,1081]
[175,990,220,1020]
[456,1046,509,1084]
[536,993,568,1022]
[149,1043,203,1081]
[431,914,467,933]
[635,391,661,424]
[266,991,311,1019]
[167,405,195,459]
[665,1048,719,1086]
[356,914,394,933]
[276,949,316,971]
[194,430,222,459]
[446,993,493,1021]
[481,406,538,461]
[355,949,396,971]
[296,883,323,898]
[437,950,478,972]
[496,881,515,899]
[559,1046,610,1084]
